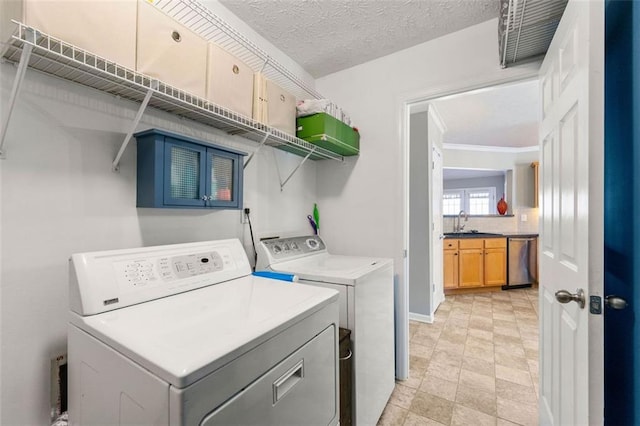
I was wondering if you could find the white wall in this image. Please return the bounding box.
[315,18,539,305]
[0,15,318,426]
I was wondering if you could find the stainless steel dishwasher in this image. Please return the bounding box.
[503,237,538,290]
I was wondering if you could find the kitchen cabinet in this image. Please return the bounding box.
[531,161,540,208]
[484,239,508,286]
[443,237,507,291]
[136,129,246,209]
[459,239,484,287]
[443,239,459,289]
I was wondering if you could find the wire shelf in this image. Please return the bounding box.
[1,22,344,162]
[154,0,322,101]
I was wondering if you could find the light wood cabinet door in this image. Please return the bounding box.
[444,237,507,290]
[443,249,459,289]
[459,248,484,287]
[484,247,507,286]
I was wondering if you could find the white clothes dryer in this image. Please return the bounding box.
[68,239,339,426]
[256,235,396,426]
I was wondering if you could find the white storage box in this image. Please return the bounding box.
[136,0,207,98]
[1,0,137,69]
[253,73,297,135]
[206,43,254,118]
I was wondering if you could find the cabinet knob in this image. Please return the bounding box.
[201,195,209,201]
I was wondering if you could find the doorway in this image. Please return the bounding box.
[405,78,540,322]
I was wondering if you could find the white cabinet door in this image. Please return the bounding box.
[431,146,444,309]
[538,0,604,424]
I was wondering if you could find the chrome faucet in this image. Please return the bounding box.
[455,210,468,232]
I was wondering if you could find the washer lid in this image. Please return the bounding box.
[70,275,338,389]
[270,253,393,285]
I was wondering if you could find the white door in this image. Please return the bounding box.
[538,0,604,424]
[431,146,444,309]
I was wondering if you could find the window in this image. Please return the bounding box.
[443,187,497,215]
[443,191,463,215]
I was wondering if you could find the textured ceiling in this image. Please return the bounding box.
[430,80,539,148]
[218,0,500,78]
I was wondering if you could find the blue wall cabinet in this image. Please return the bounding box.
[135,129,246,209]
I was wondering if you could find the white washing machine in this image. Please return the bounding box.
[256,235,398,426]
[67,239,339,425]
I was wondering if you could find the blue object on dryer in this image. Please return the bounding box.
[252,271,298,282]
[307,215,318,235]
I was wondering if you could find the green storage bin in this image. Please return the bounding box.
[296,113,360,156]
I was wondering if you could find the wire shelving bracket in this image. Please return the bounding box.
[0,29,34,159]
[271,146,316,191]
[112,82,157,171]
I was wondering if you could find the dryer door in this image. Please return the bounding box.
[200,325,337,426]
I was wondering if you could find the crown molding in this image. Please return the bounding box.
[443,143,539,153]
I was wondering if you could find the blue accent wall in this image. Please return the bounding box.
[604,1,638,423]
[632,3,640,423]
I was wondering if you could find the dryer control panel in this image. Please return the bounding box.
[113,248,232,290]
[70,239,252,316]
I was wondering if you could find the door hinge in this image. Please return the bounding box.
[403,249,407,258]
[432,161,435,170]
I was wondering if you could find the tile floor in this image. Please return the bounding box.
[378,288,539,426]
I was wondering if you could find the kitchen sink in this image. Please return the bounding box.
[444,232,504,238]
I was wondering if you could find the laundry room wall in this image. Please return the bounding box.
[314,18,540,309]
[0,3,318,424]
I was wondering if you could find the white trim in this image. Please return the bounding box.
[427,104,448,134]
[443,143,540,153]
[409,312,434,324]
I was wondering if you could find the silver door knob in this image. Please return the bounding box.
[605,295,628,310]
[555,289,585,309]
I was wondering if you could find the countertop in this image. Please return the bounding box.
[444,232,539,239]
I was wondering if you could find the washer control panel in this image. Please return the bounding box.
[261,236,326,261]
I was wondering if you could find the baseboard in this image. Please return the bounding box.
[409,312,434,324]
[501,283,533,290]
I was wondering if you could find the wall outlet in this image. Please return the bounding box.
[521,213,528,222]
[241,207,250,224]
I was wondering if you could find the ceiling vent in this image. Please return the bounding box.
[499,0,569,68]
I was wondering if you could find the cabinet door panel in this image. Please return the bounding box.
[458,249,484,287]
[484,238,507,248]
[443,250,459,289]
[459,239,483,249]
[206,149,243,209]
[484,248,506,286]
[163,139,207,207]
[444,240,458,250]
